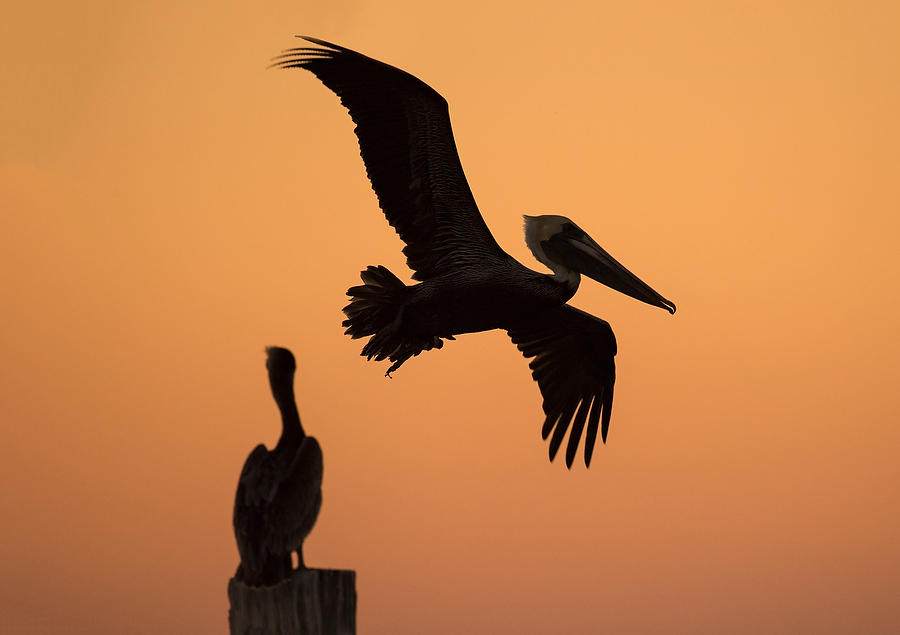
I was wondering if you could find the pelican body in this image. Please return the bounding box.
[233,347,323,586]
[274,39,675,468]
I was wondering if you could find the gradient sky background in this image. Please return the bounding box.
[2,1,899,633]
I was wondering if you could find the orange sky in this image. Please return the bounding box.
[2,1,899,633]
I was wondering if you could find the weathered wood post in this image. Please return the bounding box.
[228,347,356,635]
[227,568,355,635]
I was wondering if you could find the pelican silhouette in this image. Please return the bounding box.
[273,38,675,468]
[233,347,323,586]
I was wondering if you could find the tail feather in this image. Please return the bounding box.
[342,265,445,376]
[342,265,406,340]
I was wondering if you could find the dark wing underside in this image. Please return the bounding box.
[273,37,507,279]
[507,305,617,468]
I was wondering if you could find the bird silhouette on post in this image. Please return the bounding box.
[233,347,323,587]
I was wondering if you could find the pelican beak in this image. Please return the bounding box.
[547,229,676,314]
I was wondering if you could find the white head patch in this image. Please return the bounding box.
[523,214,581,288]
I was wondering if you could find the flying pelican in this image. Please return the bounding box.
[273,38,675,468]
[233,347,323,586]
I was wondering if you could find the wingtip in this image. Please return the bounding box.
[584,435,597,467]
[269,37,346,71]
[541,413,556,440]
[296,35,344,51]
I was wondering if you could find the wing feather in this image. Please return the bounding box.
[566,393,593,468]
[264,437,324,556]
[273,37,507,279]
[507,305,617,468]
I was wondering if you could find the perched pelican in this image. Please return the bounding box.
[273,38,675,468]
[233,347,323,586]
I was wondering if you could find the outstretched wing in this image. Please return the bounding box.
[273,37,508,280]
[507,305,617,468]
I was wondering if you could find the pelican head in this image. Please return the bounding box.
[265,346,297,376]
[524,215,676,314]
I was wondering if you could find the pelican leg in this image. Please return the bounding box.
[295,546,306,569]
[385,351,413,377]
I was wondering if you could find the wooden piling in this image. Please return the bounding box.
[228,568,356,635]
